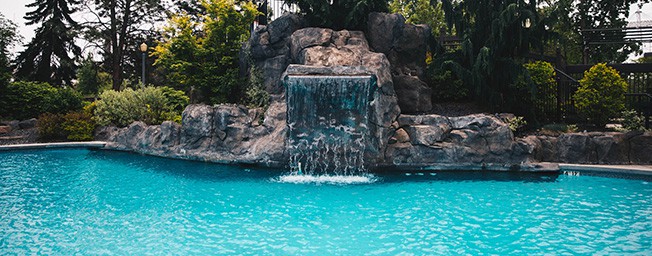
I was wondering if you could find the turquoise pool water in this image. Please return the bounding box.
[1,149,651,254]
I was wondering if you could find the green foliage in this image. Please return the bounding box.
[573,63,628,128]
[389,0,445,36]
[620,109,646,132]
[505,116,527,132]
[0,81,83,120]
[14,0,80,86]
[76,56,112,97]
[37,113,65,141]
[284,0,388,30]
[0,14,20,89]
[541,0,641,64]
[524,61,557,122]
[94,86,188,127]
[426,69,467,102]
[153,0,258,104]
[62,111,96,141]
[539,123,578,136]
[243,67,270,109]
[438,0,543,118]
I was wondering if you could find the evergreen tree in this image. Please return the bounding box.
[284,0,388,30]
[0,14,20,89]
[14,0,81,86]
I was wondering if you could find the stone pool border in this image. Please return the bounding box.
[1,142,651,176]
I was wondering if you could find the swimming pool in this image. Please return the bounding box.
[1,149,650,254]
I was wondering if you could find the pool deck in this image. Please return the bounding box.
[0,141,651,176]
[0,141,106,151]
[559,163,652,176]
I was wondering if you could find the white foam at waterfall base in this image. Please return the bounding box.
[275,174,378,185]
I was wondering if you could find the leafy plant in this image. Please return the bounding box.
[153,0,258,104]
[37,113,65,141]
[505,116,527,132]
[539,123,578,136]
[243,67,270,109]
[62,111,96,141]
[524,61,557,122]
[389,0,445,36]
[573,63,628,128]
[94,86,188,127]
[426,68,467,102]
[620,109,645,132]
[0,81,82,120]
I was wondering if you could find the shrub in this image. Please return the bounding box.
[620,109,645,132]
[62,111,96,141]
[243,67,270,109]
[0,81,83,120]
[524,61,557,122]
[426,69,467,102]
[539,123,578,136]
[37,113,65,141]
[573,63,628,128]
[94,86,188,127]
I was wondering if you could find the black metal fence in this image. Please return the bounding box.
[551,63,652,128]
[265,0,299,21]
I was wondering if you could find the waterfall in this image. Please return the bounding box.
[285,75,375,176]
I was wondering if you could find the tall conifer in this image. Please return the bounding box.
[14,0,81,86]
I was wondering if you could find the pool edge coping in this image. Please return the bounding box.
[0,141,106,151]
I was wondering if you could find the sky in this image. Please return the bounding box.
[1,0,651,58]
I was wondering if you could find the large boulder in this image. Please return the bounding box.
[367,12,432,113]
[393,75,432,113]
[386,113,528,167]
[244,14,307,94]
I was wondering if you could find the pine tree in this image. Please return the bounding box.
[14,0,81,86]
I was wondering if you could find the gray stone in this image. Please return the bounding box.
[392,75,432,113]
[180,105,214,150]
[630,132,652,164]
[0,120,19,131]
[19,118,37,129]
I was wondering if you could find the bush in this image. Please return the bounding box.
[0,81,83,120]
[573,63,628,128]
[524,61,557,122]
[620,109,645,132]
[37,113,65,141]
[62,111,96,141]
[426,69,467,102]
[94,86,189,127]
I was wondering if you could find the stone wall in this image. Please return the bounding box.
[99,101,288,167]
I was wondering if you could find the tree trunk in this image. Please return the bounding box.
[110,0,121,91]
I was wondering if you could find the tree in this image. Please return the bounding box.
[152,0,258,104]
[541,0,649,64]
[82,0,165,90]
[437,0,545,117]
[76,55,111,98]
[389,0,446,36]
[283,0,388,30]
[13,0,81,86]
[0,14,20,89]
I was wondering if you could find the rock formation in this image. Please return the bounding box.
[367,12,432,113]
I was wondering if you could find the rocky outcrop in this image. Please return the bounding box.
[286,27,401,162]
[245,14,307,94]
[367,12,432,113]
[384,114,533,168]
[526,131,652,164]
[101,101,288,167]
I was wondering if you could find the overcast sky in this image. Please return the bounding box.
[1,0,651,57]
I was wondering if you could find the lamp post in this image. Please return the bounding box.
[140,42,148,85]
